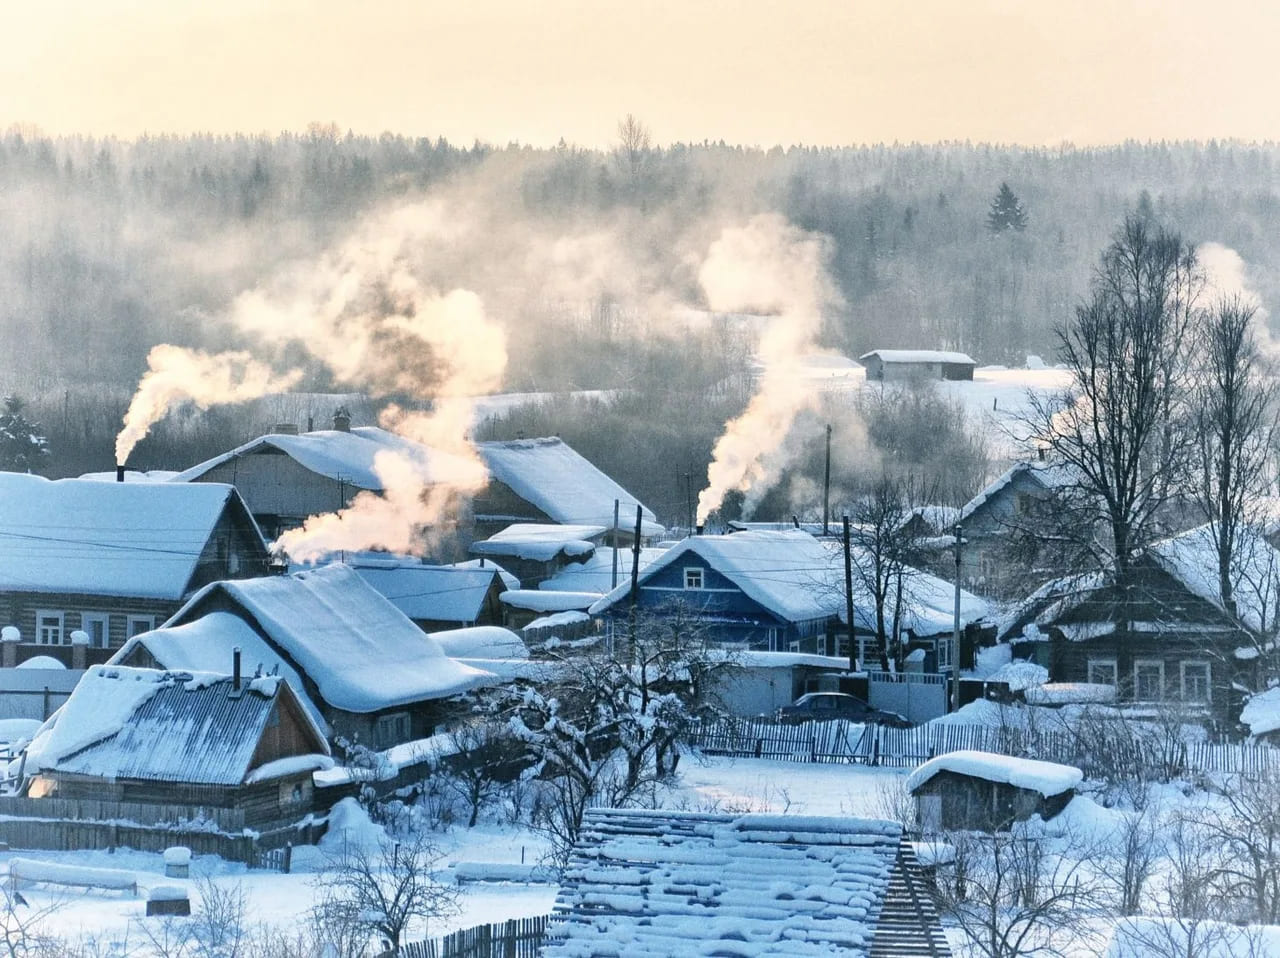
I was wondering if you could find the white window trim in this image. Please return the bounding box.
[35,610,65,646]
[1134,659,1165,702]
[1087,658,1118,687]
[81,612,110,649]
[126,615,155,638]
[1181,660,1211,704]
[683,567,704,590]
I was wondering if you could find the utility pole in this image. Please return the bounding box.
[823,424,832,536]
[611,499,620,590]
[629,504,643,645]
[684,470,694,538]
[843,515,856,672]
[951,523,962,713]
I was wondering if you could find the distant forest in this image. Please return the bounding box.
[3,128,1278,522]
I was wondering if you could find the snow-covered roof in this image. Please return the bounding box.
[1241,687,1280,737]
[346,559,502,624]
[545,808,921,957]
[166,564,492,713]
[1148,523,1280,633]
[897,504,961,535]
[0,473,255,600]
[905,749,1082,797]
[859,349,976,366]
[112,611,328,733]
[470,523,603,562]
[589,531,843,623]
[539,546,668,593]
[448,558,520,590]
[428,626,528,660]
[984,661,1049,692]
[173,426,474,490]
[500,589,600,613]
[477,437,663,536]
[958,461,1078,524]
[588,530,987,634]
[1023,682,1117,705]
[27,665,329,784]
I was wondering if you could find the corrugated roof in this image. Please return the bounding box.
[53,672,320,786]
[0,474,249,599]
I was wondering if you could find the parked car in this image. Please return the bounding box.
[778,692,911,727]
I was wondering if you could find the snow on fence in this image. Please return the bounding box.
[8,857,137,895]
[688,717,1280,778]
[393,915,549,958]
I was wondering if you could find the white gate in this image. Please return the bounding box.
[866,670,948,724]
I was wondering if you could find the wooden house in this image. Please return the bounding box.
[544,808,951,957]
[859,348,976,382]
[907,750,1082,832]
[998,524,1279,728]
[175,424,662,553]
[0,474,269,668]
[22,665,331,828]
[345,557,508,631]
[111,564,494,749]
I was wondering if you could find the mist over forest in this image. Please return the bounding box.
[4,126,1278,526]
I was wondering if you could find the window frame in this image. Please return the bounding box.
[125,615,155,639]
[1181,660,1211,705]
[375,711,411,748]
[35,610,65,646]
[1087,658,1118,687]
[682,567,704,590]
[80,612,111,650]
[1133,659,1165,702]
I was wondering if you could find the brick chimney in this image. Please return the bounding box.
[332,406,351,432]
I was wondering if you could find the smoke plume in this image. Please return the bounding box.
[695,214,843,523]
[115,345,302,466]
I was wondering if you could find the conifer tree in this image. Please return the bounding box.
[0,396,50,473]
[987,182,1028,232]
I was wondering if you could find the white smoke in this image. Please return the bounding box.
[115,346,302,466]
[695,214,843,523]
[1200,242,1267,318]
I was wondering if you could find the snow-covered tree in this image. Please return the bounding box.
[0,395,49,473]
[987,182,1028,232]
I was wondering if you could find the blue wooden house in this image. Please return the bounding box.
[588,532,843,652]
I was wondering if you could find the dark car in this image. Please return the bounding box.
[777,692,911,727]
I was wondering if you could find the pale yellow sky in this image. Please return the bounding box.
[2,0,1277,147]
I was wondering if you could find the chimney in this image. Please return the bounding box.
[233,646,242,691]
[307,415,314,432]
[696,524,704,536]
[792,515,800,529]
[332,406,351,432]
[116,465,126,483]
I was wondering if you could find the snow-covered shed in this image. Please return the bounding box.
[859,348,976,382]
[907,749,1082,831]
[470,522,606,587]
[1241,687,1280,742]
[111,564,493,748]
[0,473,269,667]
[538,545,667,594]
[22,666,331,827]
[544,808,950,957]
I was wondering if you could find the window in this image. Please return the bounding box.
[936,636,953,670]
[375,712,411,748]
[1087,659,1118,687]
[36,611,64,645]
[80,613,110,649]
[817,634,827,657]
[126,615,155,638]
[1181,661,1211,704]
[1134,660,1165,701]
[683,567,704,590]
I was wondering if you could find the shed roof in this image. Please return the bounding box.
[30,666,328,785]
[470,523,604,562]
[545,808,937,957]
[346,559,503,624]
[0,473,255,600]
[166,564,492,713]
[859,349,976,366]
[906,749,1082,797]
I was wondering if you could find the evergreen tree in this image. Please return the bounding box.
[0,395,50,473]
[987,182,1028,232]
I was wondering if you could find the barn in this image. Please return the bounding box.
[859,349,977,382]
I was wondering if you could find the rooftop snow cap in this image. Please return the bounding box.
[332,406,351,432]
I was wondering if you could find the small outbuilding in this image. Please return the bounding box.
[859,349,976,382]
[906,749,1082,832]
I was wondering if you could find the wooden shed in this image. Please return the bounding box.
[859,349,976,382]
[907,749,1081,832]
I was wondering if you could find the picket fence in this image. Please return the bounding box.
[395,916,549,958]
[688,717,1280,778]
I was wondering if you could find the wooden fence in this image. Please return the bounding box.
[395,915,549,958]
[688,717,1280,778]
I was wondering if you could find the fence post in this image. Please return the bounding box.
[283,842,292,874]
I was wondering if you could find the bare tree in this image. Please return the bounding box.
[614,114,653,202]
[1199,765,1280,923]
[1191,296,1278,618]
[312,834,460,953]
[439,717,521,828]
[1028,214,1202,591]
